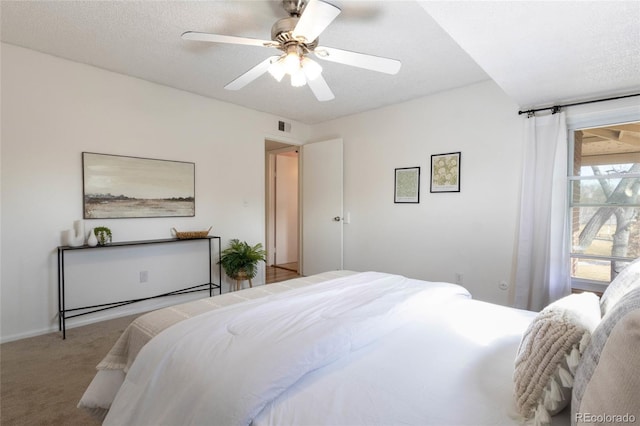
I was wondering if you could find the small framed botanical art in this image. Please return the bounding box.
[430,152,461,193]
[394,167,420,203]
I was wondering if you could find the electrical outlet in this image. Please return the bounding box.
[140,270,148,283]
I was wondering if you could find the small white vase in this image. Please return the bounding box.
[62,229,73,246]
[87,228,98,247]
[73,220,84,240]
[68,220,85,246]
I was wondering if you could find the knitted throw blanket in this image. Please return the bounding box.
[513,293,600,425]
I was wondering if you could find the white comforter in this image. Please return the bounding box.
[104,272,470,425]
[255,298,544,426]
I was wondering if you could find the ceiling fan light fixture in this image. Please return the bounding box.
[301,57,322,81]
[283,50,302,75]
[268,57,286,82]
[290,69,307,87]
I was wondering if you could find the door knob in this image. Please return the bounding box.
[333,216,341,222]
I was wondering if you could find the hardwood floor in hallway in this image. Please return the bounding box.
[266,264,300,284]
[274,262,298,272]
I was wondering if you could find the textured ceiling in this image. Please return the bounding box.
[419,1,640,110]
[0,0,489,124]
[2,1,639,124]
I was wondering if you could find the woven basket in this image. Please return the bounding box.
[171,226,212,239]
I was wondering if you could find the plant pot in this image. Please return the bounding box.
[231,270,253,292]
[95,231,112,245]
[233,271,249,280]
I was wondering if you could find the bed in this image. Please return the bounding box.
[79,266,640,426]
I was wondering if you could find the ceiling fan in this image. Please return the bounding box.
[182,0,401,101]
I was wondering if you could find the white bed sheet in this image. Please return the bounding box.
[254,297,571,426]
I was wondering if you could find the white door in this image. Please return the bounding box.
[302,138,343,275]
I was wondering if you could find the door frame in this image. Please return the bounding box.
[265,138,303,272]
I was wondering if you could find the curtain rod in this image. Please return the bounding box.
[518,93,640,116]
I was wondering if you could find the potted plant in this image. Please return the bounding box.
[219,239,266,289]
[93,226,112,245]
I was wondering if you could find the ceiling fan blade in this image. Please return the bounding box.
[224,56,279,91]
[182,31,274,48]
[307,73,335,102]
[292,0,341,43]
[314,46,401,75]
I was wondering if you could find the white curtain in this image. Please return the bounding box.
[514,112,570,311]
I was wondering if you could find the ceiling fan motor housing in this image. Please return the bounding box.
[271,17,318,50]
[282,0,306,17]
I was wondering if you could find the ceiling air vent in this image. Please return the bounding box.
[278,120,291,133]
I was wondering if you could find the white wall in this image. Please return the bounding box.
[275,153,299,264]
[310,81,524,305]
[4,44,636,342]
[0,44,310,342]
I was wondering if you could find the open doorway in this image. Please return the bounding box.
[265,140,300,282]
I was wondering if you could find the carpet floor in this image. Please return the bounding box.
[1,314,140,425]
[1,275,301,425]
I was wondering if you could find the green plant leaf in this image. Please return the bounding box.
[218,239,266,279]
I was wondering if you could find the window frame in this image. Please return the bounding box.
[567,114,640,292]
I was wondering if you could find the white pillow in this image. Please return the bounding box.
[514,292,601,425]
[599,257,640,317]
[572,287,640,426]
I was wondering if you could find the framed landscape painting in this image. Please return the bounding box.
[83,152,195,219]
[430,152,461,193]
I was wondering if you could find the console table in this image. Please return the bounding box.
[57,236,221,339]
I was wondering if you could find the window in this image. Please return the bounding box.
[569,122,640,292]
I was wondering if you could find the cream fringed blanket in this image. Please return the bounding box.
[80,270,356,417]
[513,292,600,425]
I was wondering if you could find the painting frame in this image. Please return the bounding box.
[82,152,195,219]
[394,167,421,204]
[430,152,461,193]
